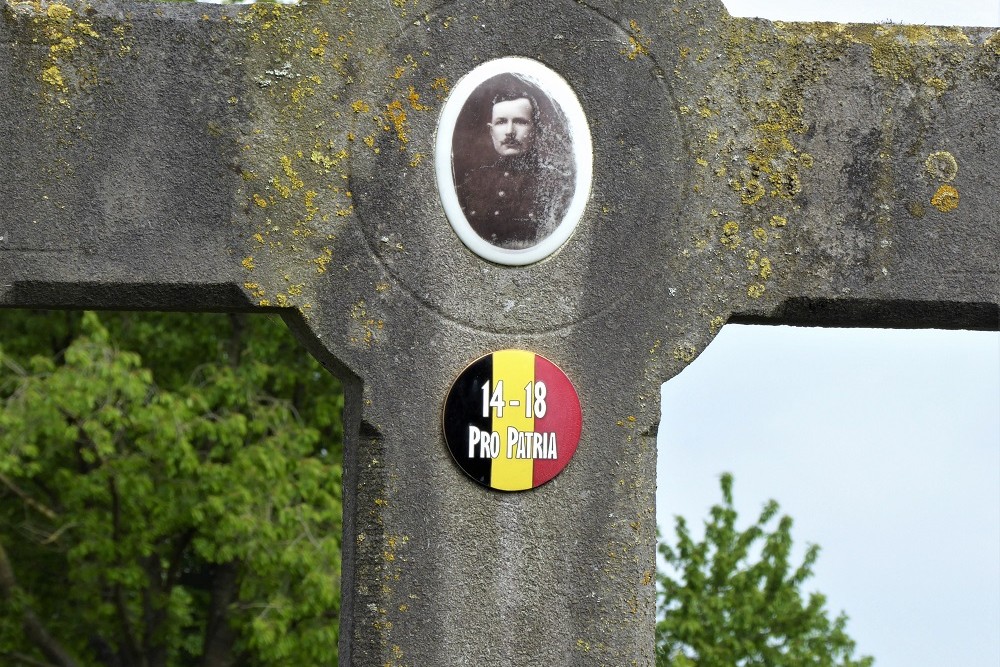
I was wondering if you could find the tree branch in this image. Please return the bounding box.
[165,528,196,592]
[226,313,246,368]
[0,539,82,667]
[113,585,142,667]
[0,650,59,667]
[199,561,240,667]
[142,554,168,667]
[106,476,142,667]
[0,473,58,521]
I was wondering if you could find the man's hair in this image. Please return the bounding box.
[490,89,541,126]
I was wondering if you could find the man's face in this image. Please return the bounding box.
[488,98,534,157]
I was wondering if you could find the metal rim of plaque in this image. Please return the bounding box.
[443,350,583,492]
[435,57,593,266]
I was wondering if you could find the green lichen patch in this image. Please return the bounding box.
[673,12,986,322]
[717,21,832,210]
[842,23,973,85]
[985,30,1000,56]
[672,16,834,313]
[924,150,958,182]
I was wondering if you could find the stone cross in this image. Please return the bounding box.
[1,0,997,664]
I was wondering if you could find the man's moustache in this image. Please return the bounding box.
[502,139,522,147]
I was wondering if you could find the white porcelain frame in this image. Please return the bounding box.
[435,57,593,266]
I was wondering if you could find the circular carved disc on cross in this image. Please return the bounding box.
[349,0,686,334]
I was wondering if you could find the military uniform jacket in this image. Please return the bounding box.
[457,156,563,249]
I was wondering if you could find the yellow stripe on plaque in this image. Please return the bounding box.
[490,349,535,491]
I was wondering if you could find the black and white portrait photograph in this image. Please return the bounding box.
[436,58,592,266]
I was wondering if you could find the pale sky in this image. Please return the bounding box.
[657,3,1000,667]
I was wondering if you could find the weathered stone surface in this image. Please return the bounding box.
[1,0,998,665]
[0,1,251,308]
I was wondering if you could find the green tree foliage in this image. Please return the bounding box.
[0,310,344,666]
[656,474,874,667]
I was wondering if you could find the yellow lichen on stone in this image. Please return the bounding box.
[985,30,1000,55]
[313,247,333,274]
[231,1,455,329]
[279,155,304,189]
[350,300,385,348]
[244,282,266,299]
[747,283,766,299]
[749,250,770,276]
[19,0,103,101]
[672,343,697,363]
[758,257,772,280]
[46,3,72,20]
[309,26,329,59]
[741,178,766,204]
[622,19,651,61]
[110,23,133,55]
[71,20,97,39]
[720,221,741,250]
[234,0,367,317]
[385,100,409,146]
[694,21,821,215]
[852,24,972,84]
[41,65,65,89]
[310,149,336,172]
[930,184,959,212]
[430,77,450,100]
[406,85,429,111]
[271,177,291,199]
[923,76,948,94]
[49,35,76,57]
[302,189,319,220]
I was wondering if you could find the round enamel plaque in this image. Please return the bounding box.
[443,350,582,491]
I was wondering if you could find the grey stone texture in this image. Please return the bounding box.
[1,0,998,664]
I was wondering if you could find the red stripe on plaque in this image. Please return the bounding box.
[532,355,582,487]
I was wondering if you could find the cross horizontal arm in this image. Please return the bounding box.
[662,16,999,331]
[0,1,253,311]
